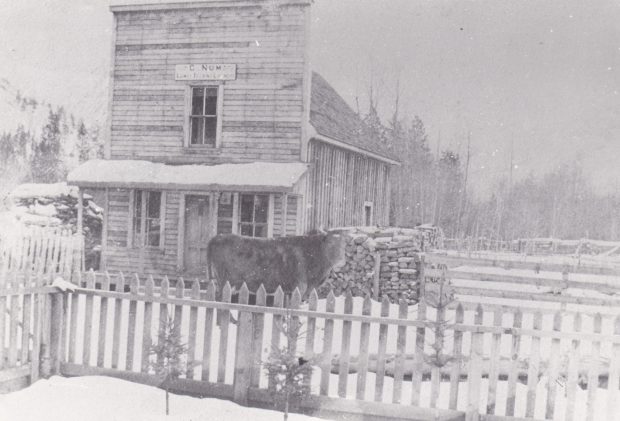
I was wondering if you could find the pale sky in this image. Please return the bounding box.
[1,0,619,196]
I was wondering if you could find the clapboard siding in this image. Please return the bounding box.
[109,4,309,163]
[306,140,391,230]
[104,189,180,275]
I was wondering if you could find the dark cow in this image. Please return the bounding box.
[206,231,345,298]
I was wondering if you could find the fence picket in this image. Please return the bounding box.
[356,295,372,400]
[375,296,390,402]
[466,304,484,421]
[305,289,318,386]
[268,286,284,391]
[157,276,170,368]
[392,299,408,404]
[586,314,602,421]
[201,280,216,382]
[173,278,185,339]
[0,278,6,369]
[186,279,200,379]
[96,272,111,368]
[607,316,620,421]
[20,272,33,365]
[450,303,465,410]
[125,274,139,371]
[411,297,427,406]
[141,275,154,373]
[217,282,232,384]
[8,273,21,367]
[338,290,353,398]
[233,283,252,404]
[545,312,562,419]
[525,312,542,417]
[319,291,335,396]
[82,271,95,365]
[484,309,501,414]
[566,313,582,421]
[250,284,267,387]
[111,273,125,369]
[290,288,302,356]
[506,309,523,416]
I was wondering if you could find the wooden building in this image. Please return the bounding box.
[68,0,399,276]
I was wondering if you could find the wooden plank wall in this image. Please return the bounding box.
[110,3,309,164]
[307,140,391,230]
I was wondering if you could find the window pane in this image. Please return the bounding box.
[254,194,269,223]
[133,216,142,245]
[147,230,160,247]
[147,191,161,218]
[254,224,268,238]
[191,87,204,115]
[204,117,217,145]
[205,87,218,116]
[240,195,254,222]
[133,190,143,245]
[190,117,204,145]
[240,224,253,237]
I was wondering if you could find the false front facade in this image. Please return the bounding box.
[68,0,398,276]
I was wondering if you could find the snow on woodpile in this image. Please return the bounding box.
[67,160,308,189]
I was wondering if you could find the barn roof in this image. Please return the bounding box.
[67,160,308,192]
[310,72,399,163]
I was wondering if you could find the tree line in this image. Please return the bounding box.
[362,93,620,241]
[0,90,102,199]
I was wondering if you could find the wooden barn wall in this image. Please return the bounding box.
[109,4,309,163]
[306,140,391,230]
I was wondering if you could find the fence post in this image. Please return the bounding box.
[48,291,65,375]
[233,283,253,405]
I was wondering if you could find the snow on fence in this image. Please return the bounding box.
[36,269,620,421]
[0,226,82,284]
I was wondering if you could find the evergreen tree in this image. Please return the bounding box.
[264,313,314,421]
[149,315,189,416]
[32,107,66,182]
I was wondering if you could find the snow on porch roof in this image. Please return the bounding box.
[67,160,308,192]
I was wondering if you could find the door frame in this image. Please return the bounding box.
[177,191,219,272]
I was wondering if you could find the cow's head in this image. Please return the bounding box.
[323,231,346,269]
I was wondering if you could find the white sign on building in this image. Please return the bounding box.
[175,64,237,81]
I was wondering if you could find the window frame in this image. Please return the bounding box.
[184,84,224,149]
[238,193,271,238]
[129,189,166,249]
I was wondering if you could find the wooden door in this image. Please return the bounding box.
[184,195,212,275]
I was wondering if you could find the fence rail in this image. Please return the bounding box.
[9,268,610,421]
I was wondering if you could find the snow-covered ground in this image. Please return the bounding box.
[0,376,326,421]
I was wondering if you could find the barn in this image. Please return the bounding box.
[67,0,399,276]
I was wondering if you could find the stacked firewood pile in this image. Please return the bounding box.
[322,227,424,304]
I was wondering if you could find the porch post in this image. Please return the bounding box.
[77,189,85,272]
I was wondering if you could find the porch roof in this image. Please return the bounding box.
[67,159,308,193]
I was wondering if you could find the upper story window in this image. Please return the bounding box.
[186,85,223,148]
[132,190,163,247]
[239,194,269,238]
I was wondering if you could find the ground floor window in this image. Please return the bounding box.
[239,193,269,237]
[133,190,162,247]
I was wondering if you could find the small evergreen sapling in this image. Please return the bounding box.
[263,311,314,421]
[149,314,189,416]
